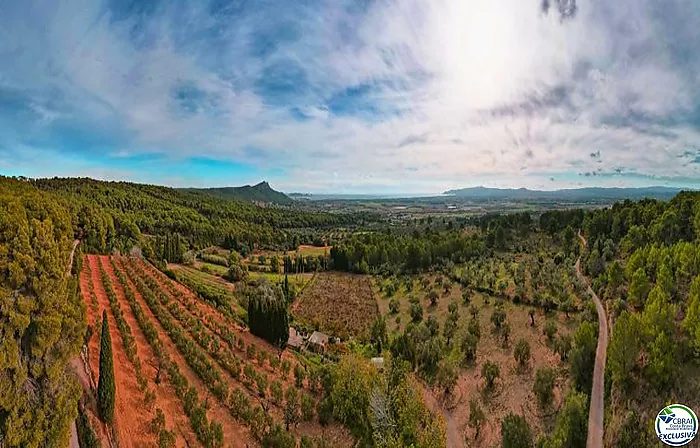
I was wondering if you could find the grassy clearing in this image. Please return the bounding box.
[247,271,314,289]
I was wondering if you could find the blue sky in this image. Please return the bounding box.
[1,0,700,194]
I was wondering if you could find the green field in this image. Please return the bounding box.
[197,261,228,276]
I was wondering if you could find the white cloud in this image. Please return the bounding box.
[1,0,700,191]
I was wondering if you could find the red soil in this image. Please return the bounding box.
[87,255,157,447]
[112,257,254,447]
[99,255,198,447]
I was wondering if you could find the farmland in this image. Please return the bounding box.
[79,254,353,448]
[292,272,379,339]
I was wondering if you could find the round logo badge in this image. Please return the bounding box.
[656,404,698,446]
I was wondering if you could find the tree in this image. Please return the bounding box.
[481,361,500,390]
[501,322,511,346]
[410,302,424,322]
[284,386,300,430]
[570,321,597,392]
[461,333,478,364]
[270,380,283,405]
[330,356,379,433]
[548,391,588,448]
[628,268,649,309]
[682,275,700,355]
[514,339,531,368]
[448,300,458,315]
[467,317,481,339]
[533,368,556,409]
[97,310,116,424]
[469,304,479,318]
[428,289,439,307]
[491,308,506,328]
[370,316,389,354]
[270,256,280,273]
[262,424,296,448]
[437,359,458,395]
[247,279,289,351]
[501,413,533,448]
[389,298,400,314]
[462,289,472,304]
[294,364,307,389]
[469,399,486,439]
[543,320,557,342]
[301,393,315,421]
[554,334,572,362]
[443,314,458,346]
[608,311,640,389]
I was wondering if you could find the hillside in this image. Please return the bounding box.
[184,181,294,205]
[30,177,352,255]
[443,185,685,201]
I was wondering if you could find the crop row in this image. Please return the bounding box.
[97,258,179,445]
[131,260,297,419]
[121,257,277,441]
[110,257,225,448]
[169,267,240,322]
[97,258,147,392]
[141,262,307,393]
[82,257,99,312]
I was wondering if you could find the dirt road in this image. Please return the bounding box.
[575,231,608,448]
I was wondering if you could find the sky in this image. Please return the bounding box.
[1,0,700,194]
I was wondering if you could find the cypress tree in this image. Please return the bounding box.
[97,310,116,424]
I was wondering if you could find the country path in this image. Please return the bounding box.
[575,230,608,448]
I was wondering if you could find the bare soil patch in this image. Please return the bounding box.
[293,272,379,339]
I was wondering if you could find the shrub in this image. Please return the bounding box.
[533,368,556,409]
[294,364,307,388]
[481,361,500,390]
[270,380,283,405]
[501,412,533,448]
[544,320,558,342]
[301,393,315,421]
[514,339,531,368]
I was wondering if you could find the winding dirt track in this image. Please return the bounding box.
[575,231,607,448]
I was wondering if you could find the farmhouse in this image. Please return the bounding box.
[287,327,304,351]
[307,331,329,353]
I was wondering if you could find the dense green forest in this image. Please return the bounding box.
[31,177,367,256]
[0,177,85,446]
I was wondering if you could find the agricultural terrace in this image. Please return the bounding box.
[80,254,353,448]
[292,272,379,339]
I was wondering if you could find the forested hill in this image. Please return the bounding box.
[182,181,294,204]
[0,177,86,445]
[443,185,684,201]
[30,177,361,256]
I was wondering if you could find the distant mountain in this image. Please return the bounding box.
[185,181,293,204]
[443,186,687,201]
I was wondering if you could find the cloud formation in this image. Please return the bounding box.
[1,0,700,192]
